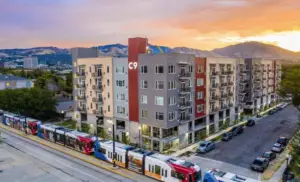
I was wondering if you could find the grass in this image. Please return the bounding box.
[56,119,77,129]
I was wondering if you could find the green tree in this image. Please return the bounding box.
[289,131,300,175]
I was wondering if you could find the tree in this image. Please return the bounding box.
[278,66,300,111]
[289,131,300,176]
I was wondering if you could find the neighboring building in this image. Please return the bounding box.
[243,58,281,114]
[0,74,33,90]
[4,61,18,68]
[23,57,39,69]
[138,53,195,152]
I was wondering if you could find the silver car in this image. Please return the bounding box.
[197,141,215,153]
[272,143,284,153]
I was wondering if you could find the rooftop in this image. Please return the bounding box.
[0,74,29,81]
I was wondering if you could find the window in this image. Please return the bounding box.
[155,81,164,90]
[168,112,176,121]
[168,97,176,105]
[155,165,161,175]
[149,165,151,172]
[141,95,147,104]
[116,80,125,87]
[197,91,203,99]
[89,66,92,72]
[108,105,110,112]
[168,81,176,90]
[107,92,110,98]
[107,79,110,86]
[90,78,92,84]
[197,65,204,73]
[107,66,109,73]
[171,171,185,180]
[155,65,164,74]
[197,78,204,86]
[155,96,164,106]
[117,93,126,101]
[141,110,148,118]
[168,65,175,74]
[90,91,92,96]
[141,80,148,89]
[165,170,167,177]
[90,103,93,109]
[117,106,125,114]
[156,112,164,120]
[197,104,204,113]
[141,65,147,73]
[188,107,192,115]
[116,65,124,73]
[189,65,193,73]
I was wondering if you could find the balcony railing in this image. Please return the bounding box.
[93,109,103,115]
[211,95,220,100]
[179,116,191,123]
[210,83,219,89]
[228,103,234,107]
[220,82,228,87]
[228,92,234,97]
[228,82,234,86]
[92,97,103,103]
[220,94,228,99]
[221,104,228,109]
[76,83,86,88]
[210,71,219,76]
[77,95,86,100]
[226,70,234,75]
[92,85,103,90]
[76,72,85,77]
[179,102,192,110]
[178,72,191,78]
[179,87,191,94]
[209,107,219,113]
[92,73,103,78]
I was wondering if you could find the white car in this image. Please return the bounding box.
[272,143,284,153]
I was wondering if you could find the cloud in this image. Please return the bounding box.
[0,0,299,51]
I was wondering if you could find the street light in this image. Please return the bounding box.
[107,119,116,168]
[61,110,65,124]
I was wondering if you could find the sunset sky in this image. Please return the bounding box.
[1,0,300,51]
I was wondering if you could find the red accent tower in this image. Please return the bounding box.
[128,38,148,122]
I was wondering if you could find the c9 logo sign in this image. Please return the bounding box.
[129,62,138,70]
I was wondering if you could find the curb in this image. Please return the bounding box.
[0,124,139,181]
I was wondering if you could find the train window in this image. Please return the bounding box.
[161,168,164,176]
[108,151,111,158]
[120,156,122,162]
[152,166,154,173]
[189,174,192,182]
[171,171,185,180]
[155,165,161,175]
[99,148,106,154]
[149,165,151,172]
[165,170,167,177]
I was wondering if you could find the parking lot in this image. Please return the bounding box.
[185,105,299,179]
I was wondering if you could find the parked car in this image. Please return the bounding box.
[256,114,263,118]
[222,132,233,141]
[231,126,244,136]
[246,119,255,127]
[272,143,284,153]
[262,151,276,161]
[277,137,289,146]
[268,110,276,115]
[197,141,215,153]
[250,157,269,172]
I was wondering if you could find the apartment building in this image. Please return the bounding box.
[205,57,237,136]
[138,53,195,152]
[243,58,281,114]
[23,57,38,69]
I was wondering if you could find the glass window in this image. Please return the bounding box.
[155,96,164,106]
[141,110,148,118]
[155,81,164,90]
[197,65,204,73]
[108,105,110,112]
[107,79,110,86]
[141,65,148,73]
[155,65,164,74]
[197,91,203,99]
[197,104,204,113]
[141,80,148,89]
[168,112,176,121]
[155,165,161,175]
[107,66,109,73]
[168,81,176,90]
[156,112,164,120]
[141,95,147,104]
[168,65,175,74]
[107,92,110,98]
[165,170,167,177]
[116,65,124,73]
[197,78,204,86]
[168,96,176,105]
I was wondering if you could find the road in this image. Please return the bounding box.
[0,131,134,182]
[184,105,299,179]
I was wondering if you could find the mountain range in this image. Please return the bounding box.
[0,41,299,65]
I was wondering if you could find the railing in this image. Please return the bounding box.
[228,82,234,86]
[178,72,191,78]
[179,101,192,108]
[211,95,220,100]
[220,94,228,99]
[76,83,85,88]
[221,104,228,109]
[77,95,86,100]
[93,110,103,115]
[179,87,191,93]
[228,103,234,107]
[210,71,219,76]
[221,82,228,87]
[210,107,219,113]
[76,72,85,77]
[92,85,103,90]
[179,116,191,122]
[92,97,103,103]
[228,92,234,97]
[210,83,219,89]
[226,70,233,75]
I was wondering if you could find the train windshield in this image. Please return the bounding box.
[194,170,202,182]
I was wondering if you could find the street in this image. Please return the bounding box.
[0,131,134,182]
[184,105,299,179]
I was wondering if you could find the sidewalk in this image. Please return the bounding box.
[172,103,283,157]
[0,124,155,182]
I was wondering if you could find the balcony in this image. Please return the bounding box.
[179,116,191,123]
[92,85,102,91]
[92,97,103,103]
[210,71,219,77]
[179,87,191,94]
[228,92,234,97]
[220,94,228,99]
[93,109,103,116]
[210,83,219,89]
[228,103,234,107]
[76,83,85,89]
[178,72,191,79]
[220,82,228,87]
[228,82,234,86]
[177,61,191,65]
[179,102,192,110]
[92,72,103,78]
[210,107,219,113]
[77,95,86,100]
[221,104,228,110]
[96,120,104,126]
[211,95,220,100]
[254,78,261,82]
[226,70,234,75]
[76,72,85,77]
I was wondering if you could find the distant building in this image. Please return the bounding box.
[4,61,18,68]
[23,57,39,69]
[0,74,33,90]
